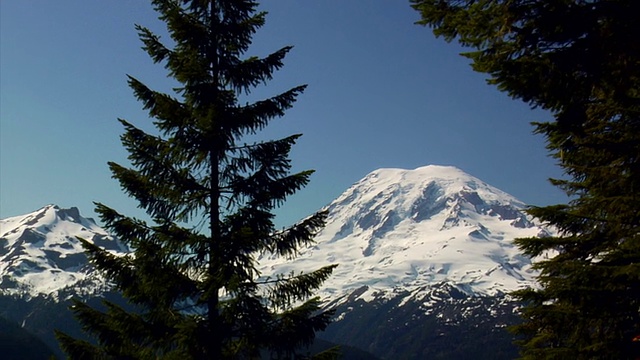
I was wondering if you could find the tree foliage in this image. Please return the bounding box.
[56,1,337,359]
[411,0,640,358]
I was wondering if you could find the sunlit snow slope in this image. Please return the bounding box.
[0,204,126,297]
[259,165,552,302]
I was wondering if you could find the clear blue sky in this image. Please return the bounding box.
[0,1,565,227]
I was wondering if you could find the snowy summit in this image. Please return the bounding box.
[259,165,552,303]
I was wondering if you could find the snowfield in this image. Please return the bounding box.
[0,205,126,297]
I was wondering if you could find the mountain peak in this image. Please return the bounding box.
[361,165,516,202]
[328,165,526,234]
[372,164,466,175]
[0,205,125,297]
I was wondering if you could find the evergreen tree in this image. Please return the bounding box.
[411,0,640,358]
[56,1,337,359]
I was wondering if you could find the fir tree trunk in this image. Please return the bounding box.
[209,150,221,359]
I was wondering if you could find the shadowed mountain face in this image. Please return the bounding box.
[0,316,56,360]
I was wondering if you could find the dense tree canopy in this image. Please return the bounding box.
[56,1,336,359]
[411,0,640,358]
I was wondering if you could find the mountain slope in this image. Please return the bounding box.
[261,165,555,359]
[260,165,551,304]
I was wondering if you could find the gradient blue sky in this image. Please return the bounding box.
[1,1,566,227]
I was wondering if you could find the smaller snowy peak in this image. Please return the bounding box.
[259,165,552,303]
[0,205,126,297]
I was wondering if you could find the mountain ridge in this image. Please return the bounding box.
[0,165,553,359]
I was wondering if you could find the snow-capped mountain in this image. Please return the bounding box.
[260,165,554,358]
[0,204,126,298]
[259,165,551,304]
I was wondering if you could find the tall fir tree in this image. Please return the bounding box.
[411,0,640,358]
[56,1,337,359]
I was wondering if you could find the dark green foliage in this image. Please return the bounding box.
[411,0,640,358]
[56,1,336,359]
[307,340,376,360]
